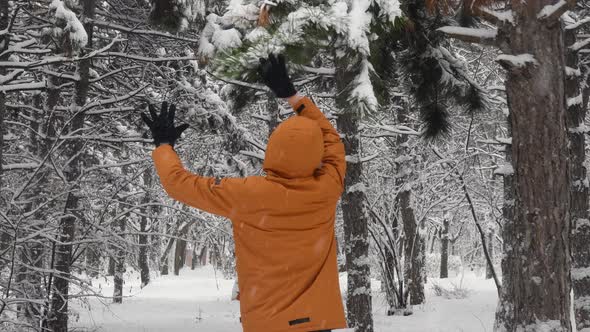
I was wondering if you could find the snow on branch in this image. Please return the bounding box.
[50,0,88,52]
[0,38,121,69]
[293,64,335,76]
[566,17,590,31]
[537,0,575,22]
[494,164,514,176]
[0,81,47,92]
[3,163,40,171]
[437,26,497,46]
[348,0,372,55]
[496,54,538,70]
[88,19,200,43]
[477,8,514,25]
[81,85,147,112]
[571,37,590,52]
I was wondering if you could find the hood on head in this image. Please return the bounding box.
[263,116,323,179]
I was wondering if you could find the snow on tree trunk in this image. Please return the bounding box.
[440,218,449,279]
[565,25,590,331]
[139,170,152,288]
[336,48,373,331]
[494,2,572,331]
[400,189,425,306]
[337,111,373,332]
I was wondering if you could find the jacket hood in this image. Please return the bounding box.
[263,116,323,179]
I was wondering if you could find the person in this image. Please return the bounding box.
[141,54,347,332]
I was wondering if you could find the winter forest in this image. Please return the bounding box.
[1,0,589,331]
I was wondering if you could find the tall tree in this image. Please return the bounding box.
[565,12,590,331]
[440,1,575,330]
[48,0,93,329]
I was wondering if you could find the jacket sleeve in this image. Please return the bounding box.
[152,144,246,218]
[294,97,346,192]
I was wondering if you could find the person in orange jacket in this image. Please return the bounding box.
[141,54,347,332]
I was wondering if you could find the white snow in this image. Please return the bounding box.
[347,0,373,55]
[50,0,88,51]
[496,54,538,68]
[373,0,401,23]
[347,182,367,194]
[494,164,514,176]
[72,265,498,332]
[349,58,378,113]
[480,8,514,24]
[437,26,498,39]
[567,93,583,107]
[566,66,581,77]
[571,267,590,281]
[212,28,243,51]
[537,0,567,20]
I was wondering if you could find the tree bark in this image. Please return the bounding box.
[139,170,152,287]
[400,189,425,306]
[335,48,373,330]
[485,230,494,280]
[494,3,572,331]
[440,218,449,279]
[174,238,187,275]
[113,217,126,304]
[565,25,590,331]
[337,111,373,332]
[48,1,94,328]
[0,0,9,253]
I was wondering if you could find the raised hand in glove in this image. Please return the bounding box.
[258,53,297,98]
[141,102,189,147]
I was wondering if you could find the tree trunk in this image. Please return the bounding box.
[174,238,187,276]
[0,0,9,253]
[565,25,590,331]
[48,1,94,328]
[494,3,571,331]
[113,218,126,304]
[440,218,449,279]
[485,230,494,280]
[139,170,152,287]
[337,111,373,332]
[401,189,425,306]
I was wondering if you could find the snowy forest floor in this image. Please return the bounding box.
[70,266,497,332]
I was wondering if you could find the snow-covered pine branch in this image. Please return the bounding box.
[537,0,575,22]
[437,26,498,46]
[496,54,538,70]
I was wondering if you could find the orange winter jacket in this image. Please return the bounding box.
[152,97,347,332]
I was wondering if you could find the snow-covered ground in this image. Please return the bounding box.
[71,266,497,332]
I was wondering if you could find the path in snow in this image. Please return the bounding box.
[71,266,497,332]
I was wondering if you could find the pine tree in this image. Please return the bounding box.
[440,0,575,330]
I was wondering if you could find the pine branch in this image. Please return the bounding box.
[537,0,576,23]
[437,26,498,46]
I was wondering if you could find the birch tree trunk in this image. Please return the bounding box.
[494,2,572,330]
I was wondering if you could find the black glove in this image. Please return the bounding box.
[141,102,189,147]
[258,53,297,98]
